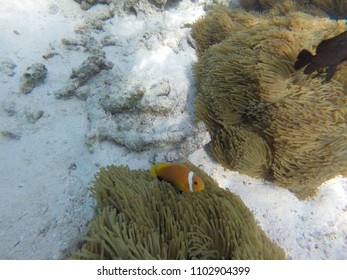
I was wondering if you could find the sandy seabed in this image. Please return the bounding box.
[0,0,346,259]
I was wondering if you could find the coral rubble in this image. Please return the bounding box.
[54,3,210,158]
[74,0,112,10]
[55,53,114,99]
[20,63,47,94]
[70,164,285,259]
[192,6,347,199]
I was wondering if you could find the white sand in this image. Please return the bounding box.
[0,0,346,260]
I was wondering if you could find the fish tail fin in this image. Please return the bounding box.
[150,163,157,177]
[294,49,313,70]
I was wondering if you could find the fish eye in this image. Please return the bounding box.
[194,181,198,185]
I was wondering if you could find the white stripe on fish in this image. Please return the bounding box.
[188,171,194,192]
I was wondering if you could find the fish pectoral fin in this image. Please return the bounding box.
[326,65,337,81]
[149,163,157,177]
[304,63,317,75]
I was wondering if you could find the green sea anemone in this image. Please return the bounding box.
[70,164,285,259]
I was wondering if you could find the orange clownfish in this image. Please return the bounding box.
[150,162,205,192]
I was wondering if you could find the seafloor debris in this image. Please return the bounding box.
[99,85,145,114]
[1,130,21,140]
[0,58,17,77]
[55,1,209,159]
[55,53,114,99]
[70,54,114,87]
[20,63,47,94]
[74,0,112,10]
[25,109,44,124]
[42,52,60,60]
[1,99,16,116]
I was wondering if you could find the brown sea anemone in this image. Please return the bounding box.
[192,7,347,199]
[240,0,347,19]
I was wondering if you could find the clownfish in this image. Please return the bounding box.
[150,162,205,193]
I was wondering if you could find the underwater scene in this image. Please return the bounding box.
[0,0,346,260]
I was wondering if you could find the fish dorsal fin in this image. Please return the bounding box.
[156,162,171,169]
[188,171,194,192]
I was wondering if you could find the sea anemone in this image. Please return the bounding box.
[70,165,285,259]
